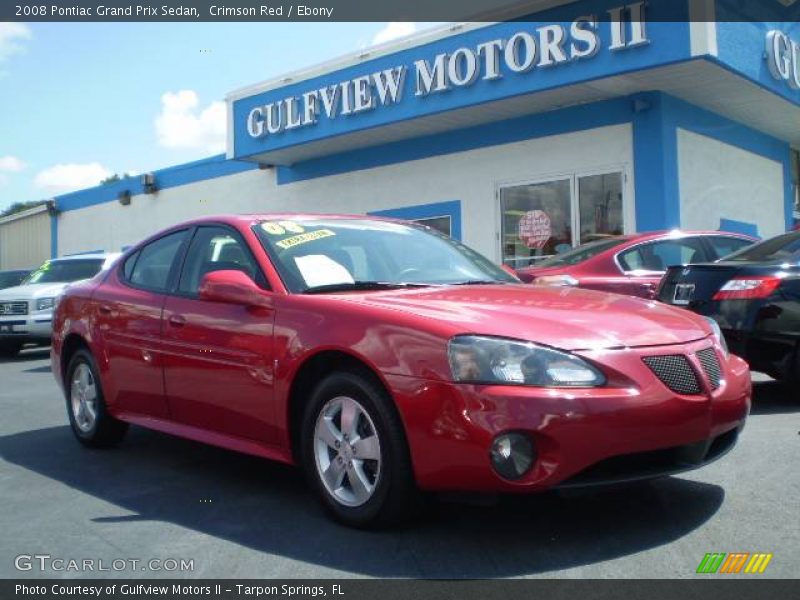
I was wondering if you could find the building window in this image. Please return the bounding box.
[500,171,625,267]
[369,200,462,240]
[413,215,452,236]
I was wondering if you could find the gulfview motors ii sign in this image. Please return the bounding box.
[766,29,800,90]
[246,3,649,139]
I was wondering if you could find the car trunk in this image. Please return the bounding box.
[657,263,751,308]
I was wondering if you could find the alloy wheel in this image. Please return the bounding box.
[313,395,382,507]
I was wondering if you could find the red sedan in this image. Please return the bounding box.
[52,215,750,527]
[515,231,757,298]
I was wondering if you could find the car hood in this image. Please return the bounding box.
[338,284,710,350]
[0,282,70,301]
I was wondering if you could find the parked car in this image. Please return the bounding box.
[52,215,750,527]
[0,269,31,290]
[515,231,757,298]
[0,253,120,357]
[658,230,800,385]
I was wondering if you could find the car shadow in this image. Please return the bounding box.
[1,347,50,363]
[0,425,724,577]
[751,381,799,415]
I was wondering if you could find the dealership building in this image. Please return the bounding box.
[1,0,799,271]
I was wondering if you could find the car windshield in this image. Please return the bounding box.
[723,232,800,263]
[534,237,628,268]
[0,272,26,288]
[253,218,518,293]
[23,259,105,284]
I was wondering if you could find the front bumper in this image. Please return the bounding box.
[388,337,751,493]
[0,314,53,344]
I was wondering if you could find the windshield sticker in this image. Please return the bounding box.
[261,220,306,236]
[294,254,354,288]
[275,229,335,250]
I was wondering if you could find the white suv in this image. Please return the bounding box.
[0,253,120,357]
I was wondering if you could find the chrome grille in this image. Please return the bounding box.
[642,355,701,395]
[0,301,27,316]
[696,348,722,390]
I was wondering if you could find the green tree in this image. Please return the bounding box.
[0,200,46,218]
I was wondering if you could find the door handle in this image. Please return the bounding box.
[168,314,187,327]
[98,304,112,315]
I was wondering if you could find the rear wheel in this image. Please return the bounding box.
[0,341,22,358]
[785,344,800,400]
[65,349,128,447]
[301,371,420,528]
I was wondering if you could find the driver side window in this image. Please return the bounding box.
[178,226,263,295]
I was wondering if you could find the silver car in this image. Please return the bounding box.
[0,253,120,357]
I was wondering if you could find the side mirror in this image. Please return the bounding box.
[198,270,270,308]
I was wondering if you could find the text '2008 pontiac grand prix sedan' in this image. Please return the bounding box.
[51,214,751,527]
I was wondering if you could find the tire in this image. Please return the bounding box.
[65,348,128,447]
[0,341,23,358]
[301,370,420,528]
[784,344,800,399]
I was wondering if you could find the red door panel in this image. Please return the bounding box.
[579,274,662,298]
[92,274,170,418]
[160,296,278,443]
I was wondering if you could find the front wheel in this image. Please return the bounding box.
[65,349,128,447]
[301,371,420,528]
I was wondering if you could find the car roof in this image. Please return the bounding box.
[51,252,120,262]
[623,229,758,242]
[166,213,415,229]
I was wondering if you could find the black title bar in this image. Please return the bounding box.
[3,0,800,22]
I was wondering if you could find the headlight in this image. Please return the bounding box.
[704,316,729,356]
[533,274,579,287]
[448,335,606,387]
[36,297,55,311]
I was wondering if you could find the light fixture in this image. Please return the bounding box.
[142,173,157,194]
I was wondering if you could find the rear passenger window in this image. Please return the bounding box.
[127,231,187,291]
[708,236,754,260]
[619,239,708,272]
[122,251,139,280]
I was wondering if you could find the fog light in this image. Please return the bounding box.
[490,433,535,480]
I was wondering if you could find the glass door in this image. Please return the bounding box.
[577,172,624,244]
[500,171,625,267]
[500,179,572,268]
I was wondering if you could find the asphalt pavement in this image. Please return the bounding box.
[0,347,797,579]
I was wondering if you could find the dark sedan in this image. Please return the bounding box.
[658,231,800,386]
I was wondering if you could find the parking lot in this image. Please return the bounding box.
[0,347,797,579]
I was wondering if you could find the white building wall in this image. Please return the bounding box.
[57,169,273,256]
[677,128,785,238]
[57,124,634,262]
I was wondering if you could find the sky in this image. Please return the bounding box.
[0,21,431,211]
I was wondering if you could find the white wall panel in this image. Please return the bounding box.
[57,124,634,262]
[678,128,785,238]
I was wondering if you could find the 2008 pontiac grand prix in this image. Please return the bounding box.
[52,214,751,527]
